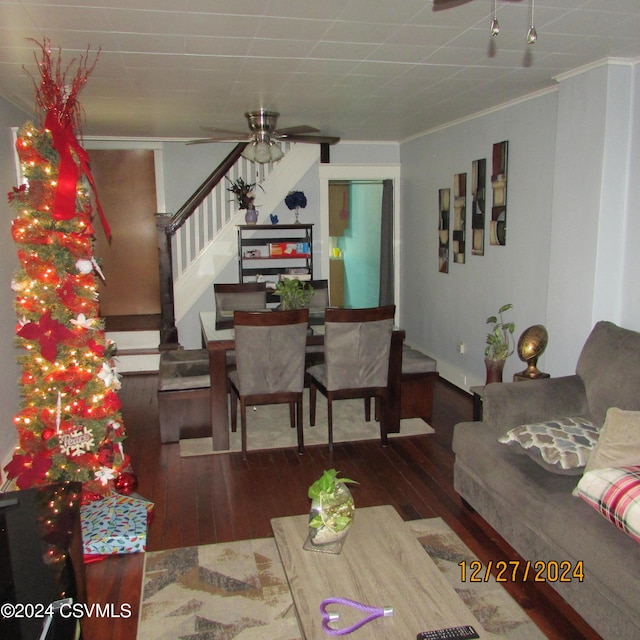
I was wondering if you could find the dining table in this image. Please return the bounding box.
[199,310,405,452]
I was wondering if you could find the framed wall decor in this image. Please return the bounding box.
[438,188,450,273]
[471,158,486,256]
[490,140,508,246]
[452,172,467,264]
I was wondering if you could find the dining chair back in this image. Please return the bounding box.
[307,279,329,311]
[307,305,395,451]
[228,308,309,460]
[214,282,267,318]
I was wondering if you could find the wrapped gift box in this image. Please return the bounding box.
[81,493,153,557]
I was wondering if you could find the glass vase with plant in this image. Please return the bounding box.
[305,469,357,553]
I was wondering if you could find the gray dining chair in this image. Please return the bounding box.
[307,279,329,312]
[214,282,267,325]
[228,308,309,460]
[306,305,395,451]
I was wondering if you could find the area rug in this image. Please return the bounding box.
[179,391,434,457]
[137,517,544,640]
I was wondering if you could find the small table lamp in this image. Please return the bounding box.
[514,324,550,381]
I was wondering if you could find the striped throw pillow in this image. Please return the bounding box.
[575,466,640,544]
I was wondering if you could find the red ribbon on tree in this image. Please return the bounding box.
[44,110,111,240]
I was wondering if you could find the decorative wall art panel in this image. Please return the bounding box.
[453,173,467,264]
[490,141,508,246]
[438,188,450,273]
[471,158,486,256]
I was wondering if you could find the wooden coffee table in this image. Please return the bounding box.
[271,505,487,639]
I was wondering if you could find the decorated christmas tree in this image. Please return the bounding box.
[4,40,133,498]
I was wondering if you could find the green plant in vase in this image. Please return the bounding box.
[273,278,314,310]
[484,303,515,383]
[306,469,357,552]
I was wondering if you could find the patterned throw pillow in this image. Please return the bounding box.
[575,466,640,544]
[498,416,599,475]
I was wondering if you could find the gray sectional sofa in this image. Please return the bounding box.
[453,321,640,640]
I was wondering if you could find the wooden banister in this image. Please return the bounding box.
[167,142,248,235]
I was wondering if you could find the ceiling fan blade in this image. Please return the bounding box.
[200,126,249,137]
[278,133,341,145]
[274,125,320,136]
[186,137,247,145]
[432,0,476,10]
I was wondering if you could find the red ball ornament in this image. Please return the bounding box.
[114,471,138,496]
[41,428,55,441]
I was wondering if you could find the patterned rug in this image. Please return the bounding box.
[137,518,544,639]
[179,392,434,457]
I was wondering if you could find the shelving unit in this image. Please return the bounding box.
[237,224,313,302]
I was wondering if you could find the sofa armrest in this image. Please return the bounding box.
[483,374,589,436]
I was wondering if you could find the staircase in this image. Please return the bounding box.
[110,141,321,371]
[172,142,321,323]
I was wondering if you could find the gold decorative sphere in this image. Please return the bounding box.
[515,324,549,379]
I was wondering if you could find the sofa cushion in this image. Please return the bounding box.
[576,321,640,427]
[575,466,640,544]
[584,408,640,473]
[498,416,598,475]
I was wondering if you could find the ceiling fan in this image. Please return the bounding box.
[188,110,340,163]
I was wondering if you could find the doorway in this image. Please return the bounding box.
[319,164,401,317]
[90,149,160,317]
[329,181,384,308]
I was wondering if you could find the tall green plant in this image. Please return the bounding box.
[485,303,515,360]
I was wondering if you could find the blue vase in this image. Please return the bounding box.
[245,208,258,225]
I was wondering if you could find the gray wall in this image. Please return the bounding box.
[0,98,31,481]
[399,60,639,389]
[400,91,558,387]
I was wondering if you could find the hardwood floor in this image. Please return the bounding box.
[83,374,601,640]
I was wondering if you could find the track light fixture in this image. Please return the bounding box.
[490,0,500,36]
[526,0,537,44]
[488,0,537,44]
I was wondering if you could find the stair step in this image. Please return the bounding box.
[104,314,161,332]
[106,330,160,351]
[116,347,160,356]
[116,352,161,374]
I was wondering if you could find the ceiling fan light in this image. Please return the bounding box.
[269,142,284,161]
[254,140,271,163]
[241,143,257,161]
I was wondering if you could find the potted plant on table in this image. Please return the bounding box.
[274,278,314,310]
[484,303,515,384]
[305,469,357,553]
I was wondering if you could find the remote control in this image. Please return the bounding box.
[417,625,480,640]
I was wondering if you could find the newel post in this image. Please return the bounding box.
[155,212,179,347]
